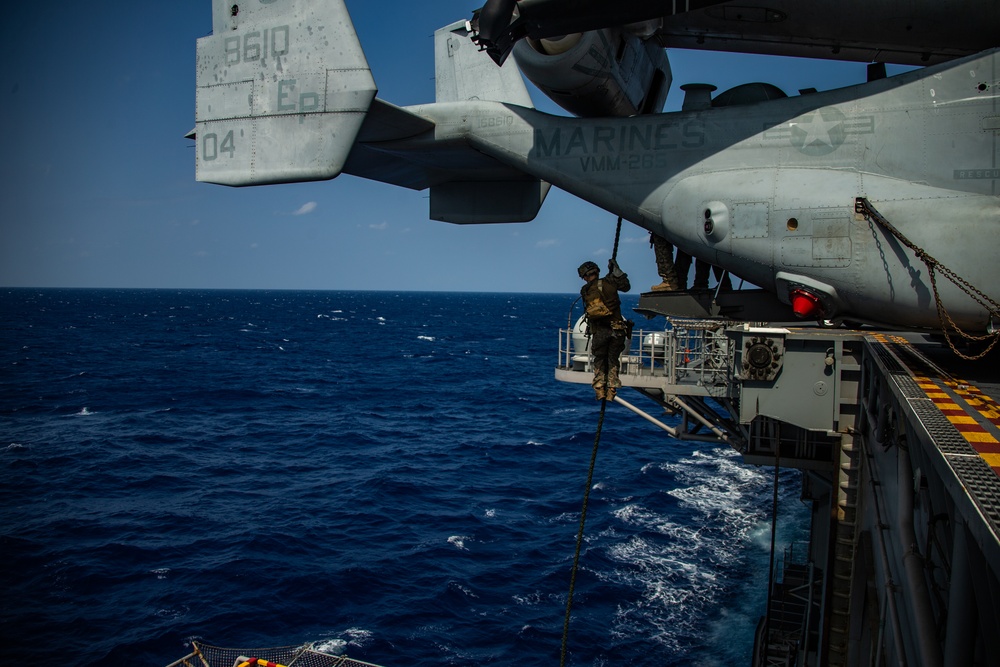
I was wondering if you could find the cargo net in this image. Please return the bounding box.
[166,642,385,667]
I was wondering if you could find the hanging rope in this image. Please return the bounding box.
[560,216,625,665]
[611,216,623,261]
[560,396,608,666]
[856,197,1000,359]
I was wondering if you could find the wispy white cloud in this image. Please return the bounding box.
[535,239,558,248]
[293,201,317,216]
[369,222,388,230]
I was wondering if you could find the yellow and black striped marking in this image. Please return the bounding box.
[876,334,1000,478]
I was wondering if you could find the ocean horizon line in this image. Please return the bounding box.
[2,285,584,297]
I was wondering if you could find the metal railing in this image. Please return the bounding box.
[558,320,734,388]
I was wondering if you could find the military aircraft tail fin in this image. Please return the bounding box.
[193,0,377,186]
[426,19,546,223]
[433,19,533,107]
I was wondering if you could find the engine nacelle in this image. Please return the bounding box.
[512,28,671,118]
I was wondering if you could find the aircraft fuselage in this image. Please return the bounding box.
[409,49,1000,329]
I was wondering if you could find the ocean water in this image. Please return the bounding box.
[1,289,806,666]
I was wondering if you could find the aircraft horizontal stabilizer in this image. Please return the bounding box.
[342,100,549,223]
[194,0,375,186]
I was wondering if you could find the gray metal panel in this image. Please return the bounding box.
[732,201,769,239]
[195,0,376,185]
[435,21,533,107]
[738,331,844,432]
[354,99,435,144]
[780,237,852,268]
[430,180,549,223]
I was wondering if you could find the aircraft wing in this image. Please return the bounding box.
[652,0,997,65]
[475,0,998,66]
[344,99,536,192]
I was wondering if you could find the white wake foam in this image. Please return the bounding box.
[601,446,769,652]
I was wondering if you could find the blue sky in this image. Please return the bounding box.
[0,1,909,293]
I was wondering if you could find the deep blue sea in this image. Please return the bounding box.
[1,289,806,666]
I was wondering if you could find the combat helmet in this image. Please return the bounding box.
[577,261,600,278]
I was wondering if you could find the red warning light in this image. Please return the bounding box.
[790,289,823,319]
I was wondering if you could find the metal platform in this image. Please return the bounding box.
[634,288,794,322]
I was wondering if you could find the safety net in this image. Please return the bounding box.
[165,641,385,667]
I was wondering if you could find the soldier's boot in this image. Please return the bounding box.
[593,377,606,400]
[651,266,681,291]
[651,278,680,291]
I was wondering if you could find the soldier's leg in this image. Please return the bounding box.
[674,251,692,290]
[650,234,680,291]
[591,327,610,399]
[605,330,628,400]
[693,260,710,289]
[713,265,733,291]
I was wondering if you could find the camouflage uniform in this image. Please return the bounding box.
[651,232,732,290]
[581,269,632,400]
[650,233,681,290]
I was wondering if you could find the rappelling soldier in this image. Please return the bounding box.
[578,258,632,401]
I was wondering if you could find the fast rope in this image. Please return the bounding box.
[560,216,624,665]
[856,197,1000,359]
[611,215,623,261]
[559,397,608,666]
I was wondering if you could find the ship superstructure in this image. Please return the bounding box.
[557,295,1000,665]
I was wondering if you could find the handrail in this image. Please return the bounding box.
[557,324,733,387]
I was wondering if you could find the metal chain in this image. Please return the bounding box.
[855,197,1000,360]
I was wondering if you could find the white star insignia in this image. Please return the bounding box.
[792,110,843,148]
